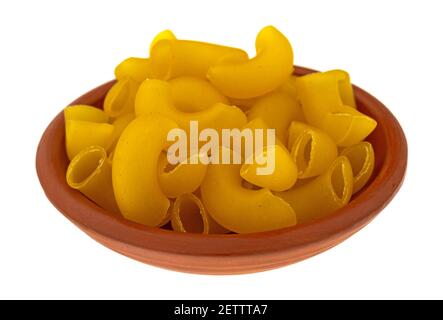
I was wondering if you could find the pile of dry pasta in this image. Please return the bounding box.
[64,26,377,234]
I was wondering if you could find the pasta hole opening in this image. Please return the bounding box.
[331,162,346,201]
[295,134,312,174]
[178,197,205,233]
[68,149,105,186]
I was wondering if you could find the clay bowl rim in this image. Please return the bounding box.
[36,65,408,258]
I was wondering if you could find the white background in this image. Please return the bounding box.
[0,0,442,300]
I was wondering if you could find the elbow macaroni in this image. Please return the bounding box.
[296,70,377,146]
[115,57,151,83]
[277,156,353,224]
[103,78,139,118]
[113,30,177,83]
[135,79,247,132]
[201,148,297,233]
[157,152,208,198]
[66,146,119,214]
[207,26,294,98]
[240,144,298,192]
[340,141,375,194]
[112,115,178,226]
[288,121,338,179]
[149,39,248,80]
[64,105,109,123]
[65,120,115,160]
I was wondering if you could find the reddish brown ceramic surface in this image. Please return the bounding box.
[36,66,407,274]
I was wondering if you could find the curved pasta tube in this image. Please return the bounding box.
[109,113,135,151]
[66,146,119,214]
[340,141,375,194]
[329,69,356,108]
[135,79,247,132]
[207,26,294,99]
[296,70,376,146]
[201,148,297,233]
[149,39,248,80]
[65,120,114,160]
[169,76,229,112]
[157,152,208,198]
[112,115,178,226]
[149,29,176,53]
[321,106,377,146]
[115,57,151,83]
[103,78,139,118]
[296,70,355,117]
[64,105,109,123]
[171,193,228,234]
[113,30,176,82]
[277,156,353,224]
[288,121,338,179]
[247,90,302,144]
[240,144,298,192]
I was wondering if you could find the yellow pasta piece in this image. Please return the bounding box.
[240,144,298,192]
[201,147,297,233]
[112,115,178,226]
[321,106,377,146]
[115,57,151,83]
[171,193,228,234]
[150,29,176,53]
[296,70,376,146]
[157,152,208,198]
[331,70,356,108]
[340,141,375,194]
[65,120,114,160]
[114,30,176,82]
[288,121,338,179]
[109,112,135,151]
[149,39,248,80]
[277,156,353,224]
[103,78,139,118]
[247,90,302,144]
[169,76,229,112]
[64,105,109,123]
[207,26,294,98]
[66,146,119,214]
[135,79,246,132]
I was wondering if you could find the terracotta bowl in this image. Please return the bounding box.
[36,66,407,274]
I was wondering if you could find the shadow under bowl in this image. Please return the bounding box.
[36,66,407,274]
